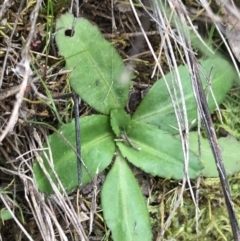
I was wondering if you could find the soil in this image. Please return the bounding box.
[0,1,239,241]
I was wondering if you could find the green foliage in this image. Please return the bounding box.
[0,189,25,223]
[33,13,238,240]
[110,108,132,137]
[34,115,115,193]
[0,209,12,221]
[101,154,152,241]
[188,132,240,177]
[55,13,130,115]
[117,121,202,179]
[133,57,235,133]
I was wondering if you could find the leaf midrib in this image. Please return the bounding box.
[78,37,120,107]
[82,133,114,151]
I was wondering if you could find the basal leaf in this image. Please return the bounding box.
[0,209,12,221]
[188,132,240,177]
[117,121,203,179]
[55,13,130,115]
[101,154,152,241]
[133,57,237,133]
[33,115,115,194]
[110,108,132,137]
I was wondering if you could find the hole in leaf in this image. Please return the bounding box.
[65,29,75,37]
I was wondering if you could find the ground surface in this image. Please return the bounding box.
[0,0,240,241]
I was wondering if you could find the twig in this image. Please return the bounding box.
[189,53,240,240]
[115,131,141,151]
[73,92,82,185]
[89,166,99,234]
[0,0,13,20]
[104,30,158,39]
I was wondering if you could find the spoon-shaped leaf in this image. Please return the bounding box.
[117,121,203,179]
[101,154,152,241]
[133,57,237,133]
[188,132,240,177]
[55,13,130,115]
[33,115,115,194]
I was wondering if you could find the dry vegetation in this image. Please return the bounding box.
[0,0,240,240]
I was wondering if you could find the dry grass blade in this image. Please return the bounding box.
[0,0,43,142]
[0,0,13,20]
[1,0,240,240]
[0,193,34,241]
[189,46,240,240]
[134,0,240,240]
[131,0,198,238]
[200,0,240,78]
[31,128,88,240]
[0,0,24,89]
[0,1,88,239]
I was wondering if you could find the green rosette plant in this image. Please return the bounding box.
[33,13,238,241]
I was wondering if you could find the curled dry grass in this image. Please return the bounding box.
[0,0,240,240]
